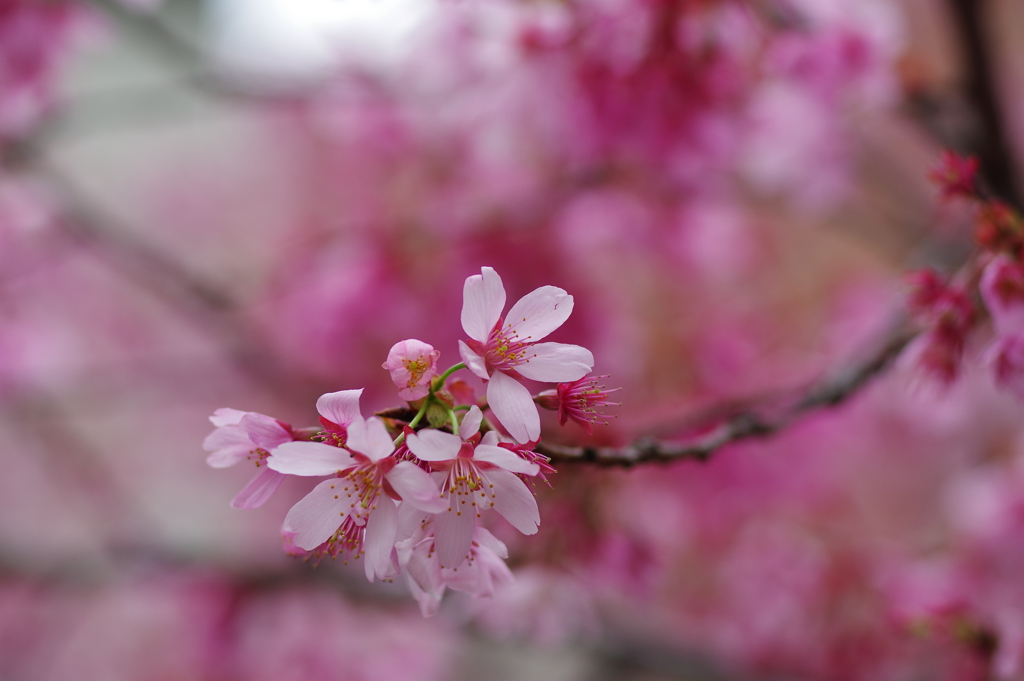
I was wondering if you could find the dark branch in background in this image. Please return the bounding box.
[538,318,918,467]
[946,0,1021,208]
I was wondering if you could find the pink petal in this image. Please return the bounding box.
[475,527,509,559]
[209,408,246,427]
[433,493,476,569]
[230,467,284,509]
[458,340,490,380]
[461,266,506,342]
[240,413,292,449]
[347,417,394,462]
[268,441,354,476]
[363,497,399,582]
[459,405,483,440]
[480,431,500,446]
[387,461,447,513]
[486,371,540,444]
[474,444,540,476]
[204,426,254,468]
[487,468,540,535]
[406,429,462,462]
[316,389,363,427]
[505,285,573,342]
[283,479,352,550]
[516,342,594,382]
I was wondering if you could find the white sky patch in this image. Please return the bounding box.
[207,0,435,85]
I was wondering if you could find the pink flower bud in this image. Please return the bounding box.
[384,339,441,401]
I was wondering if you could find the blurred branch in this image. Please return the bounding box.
[538,318,917,467]
[945,0,1021,208]
[33,162,313,400]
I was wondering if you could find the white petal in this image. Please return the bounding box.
[487,468,540,535]
[461,266,506,342]
[515,343,594,382]
[363,497,399,582]
[387,462,447,513]
[474,444,540,476]
[480,431,500,446]
[316,388,363,427]
[230,468,284,509]
[406,429,462,462]
[283,479,351,550]
[505,286,573,342]
[459,406,483,440]
[458,340,489,380]
[347,416,394,462]
[433,493,476,569]
[268,441,355,476]
[486,372,540,444]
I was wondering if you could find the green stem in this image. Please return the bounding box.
[449,408,460,434]
[394,398,431,447]
[432,362,466,391]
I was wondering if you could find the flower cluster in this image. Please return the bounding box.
[205,267,616,614]
[905,152,1024,396]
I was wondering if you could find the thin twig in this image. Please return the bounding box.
[537,319,918,467]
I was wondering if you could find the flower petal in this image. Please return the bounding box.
[407,429,462,462]
[475,527,509,559]
[230,467,284,509]
[459,405,483,440]
[268,441,355,476]
[363,496,399,582]
[240,413,292,449]
[433,493,476,569]
[474,444,540,476]
[515,342,594,382]
[387,461,447,513]
[458,340,490,380]
[461,266,506,342]
[283,479,351,550]
[505,285,573,342]
[203,426,253,468]
[486,371,540,444]
[209,408,247,427]
[316,389,364,427]
[487,468,540,535]
[347,416,394,462]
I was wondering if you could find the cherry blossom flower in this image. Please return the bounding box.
[536,375,620,434]
[397,520,514,617]
[406,406,540,569]
[458,266,593,443]
[980,256,1024,336]
[270,413,445,581]
[203,408,294,510]
[928,151,979,201]
[383,339,441,401]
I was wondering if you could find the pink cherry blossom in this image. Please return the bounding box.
[980,256,1024,336]
[458,266,593,443]
[270,413,445,581]
[536,374,620,434]
[203,408,294,510]
[383,339,441,401]
[405,406,541,569]
[397,520,513,617]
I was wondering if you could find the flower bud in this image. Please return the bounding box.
[384,339,441,401]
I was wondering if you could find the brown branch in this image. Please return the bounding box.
[537,319,918,467]
[945,0,1022,209]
